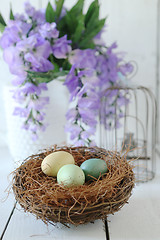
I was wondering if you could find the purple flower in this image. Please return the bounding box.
[93,27,106,45]
[24,52,53,72]
[78,108,97,127]
[21,123,29,130]
[28,97,49,111]
[24,2,35,16]
[33,10,45,25]
[65,123,81,140]
[78,95,100,110]
[12,89,25,103]
[66,108,78,122]
[3,47,27,77]
[12,82,45,99]
[117,95,130,107]
[31,133,38,141]
[81,128,95,140]
[69,49,97,69]
[24,53,42,69]
[119,63,134,75]
[0,20,32,49]
[36,112,46,121]
[24,2,45,24]
[39,22,59,39]
[16,35,37,51]
[12,76,26,86]
[73,139,85,147]
[64,65,79,94]
[65,39,133,145]
[22,82,45,95]
[81,74,100,86]
[38,58,54,72]
[38,83,48,91]
[14,13,26,22]
[17,36,53,72]
[0,1,134,144]
[0,26,20,48]
[13,107,30,118]
[33,37,52,59]
[12,20,32,36]
[52,35,71,59]
[107,42,118,53]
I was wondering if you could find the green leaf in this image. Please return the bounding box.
[85,3,99,30]
[55,0,106,50]
[48,54,60,72]
[70,0,84,16]
[56,16,67,36]
[72,15,85,43]
[57,0,85,38]
[62,59,72,70]
[79,18,106,48]
[52,62,59,72]
[79,41,95,49]
[0,12,6,26]
[65,11,77,34]
[27,70,69,84]
[10,5,14,20]
[55,0,65,19]
[0,22,5,33]
[85,17,106,36]
[85,0,98,26]
[45,2,56,23]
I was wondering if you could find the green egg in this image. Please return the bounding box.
[57,164,85,187]
[80,158,108,181]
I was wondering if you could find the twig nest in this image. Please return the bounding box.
[12,146,135,226]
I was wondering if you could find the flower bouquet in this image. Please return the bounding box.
[0,0,133,147]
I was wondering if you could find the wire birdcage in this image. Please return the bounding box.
[99,86,157,183]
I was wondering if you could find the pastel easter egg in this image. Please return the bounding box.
[57,164,85,187]
[80,158,108,181]
[41,151,75,177]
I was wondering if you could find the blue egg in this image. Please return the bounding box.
[80,158,108,181]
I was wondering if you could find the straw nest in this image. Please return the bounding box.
[12,145,135,226]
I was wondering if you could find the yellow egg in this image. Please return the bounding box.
[41,151,75,177]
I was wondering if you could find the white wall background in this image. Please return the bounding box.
[0,0,159,146]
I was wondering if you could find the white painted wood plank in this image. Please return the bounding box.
[0,146,15,235]
[3,203,106,240]
[108,158,160,240]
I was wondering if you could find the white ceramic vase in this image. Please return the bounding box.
[3,80,69,165]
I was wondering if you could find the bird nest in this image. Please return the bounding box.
[12,145,135,226]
